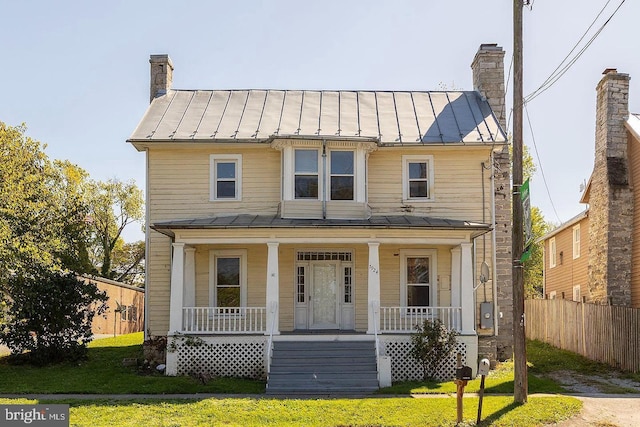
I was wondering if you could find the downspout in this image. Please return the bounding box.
[322,139,327,219]
[143,147,150,341]
[490,152,499,334]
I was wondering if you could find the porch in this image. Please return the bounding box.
[164,234,481,380]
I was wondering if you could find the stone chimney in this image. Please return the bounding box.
[471,44,512,362]
[471,43,506,129]
[588,68,633,306]
[150,54,173,103]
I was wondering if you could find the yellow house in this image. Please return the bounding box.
[128,44,511,393]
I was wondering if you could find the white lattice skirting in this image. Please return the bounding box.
[173,336,267,379]
[379,335,471,381]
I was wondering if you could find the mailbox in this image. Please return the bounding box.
[478,358,490,376]
[456,365,473,380]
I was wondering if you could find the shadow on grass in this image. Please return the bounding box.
[0,336,265,395]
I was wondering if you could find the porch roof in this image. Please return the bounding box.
[152,214,491,237]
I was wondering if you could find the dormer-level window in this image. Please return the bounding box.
[402,155,434,201]
[210,154,242,201]
[330,151,354,200]
[280,141,371,204]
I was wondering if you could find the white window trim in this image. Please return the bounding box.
[210,154,242,201]
[402,155,435,202]
[549,237,557,268]
[572,285,581,302]
[573,225,581,259]
[400,249,438,308]
[280,142,368,203]
[293,148,321,200]
[209,249,247,308]
[328,149,356,201]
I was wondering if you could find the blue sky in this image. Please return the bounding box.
[2,1,639,242]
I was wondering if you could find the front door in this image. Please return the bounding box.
[309,263,339,329]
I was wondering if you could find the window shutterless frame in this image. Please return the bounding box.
[210,154,242,201]
[402,155,434,201]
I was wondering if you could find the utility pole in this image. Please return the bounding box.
[513,0,528,404]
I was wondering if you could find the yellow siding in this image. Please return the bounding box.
[147,231,172,335]
[629,130,640,308]
[148,146,281,222]
[544,217,589,301]
[368,147,493,222]
[145,141,498,334]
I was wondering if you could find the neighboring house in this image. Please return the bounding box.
[127,44,513,386]
[541,69,640,308]
[84,276,145,336]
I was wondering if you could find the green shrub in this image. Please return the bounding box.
[410,318,458,381]
[0,268,107,365]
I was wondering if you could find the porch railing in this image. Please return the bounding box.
[182,307,267,334]
[379,306,462,333]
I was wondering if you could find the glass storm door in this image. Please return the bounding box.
[310,263,339,329]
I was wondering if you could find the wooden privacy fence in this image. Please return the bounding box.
[525,299,640,373]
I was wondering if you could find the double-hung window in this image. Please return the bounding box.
[330,151,354,200]
[401,249,437,310]
[210,154,242,201]
[209,250,247,309]
[294,149,319,199]
[573,225,581,259]
[403,155,434,201]
[549,237,557,268]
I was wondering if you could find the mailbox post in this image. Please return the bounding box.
[476,358,491,424]
[454,353,472,425]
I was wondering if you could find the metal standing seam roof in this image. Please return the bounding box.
[151,214,491,232]
[129,89,508,145]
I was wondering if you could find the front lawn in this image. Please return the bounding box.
[0,333,264,394]
[0,396,581,427]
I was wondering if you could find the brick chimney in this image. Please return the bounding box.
[150,54,173,103]
[471,44,512,362]
[588,68,633,305]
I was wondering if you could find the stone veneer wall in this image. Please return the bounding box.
[471,44,513,360]
[588,70,633,306]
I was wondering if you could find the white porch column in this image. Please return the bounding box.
[460,242,476,335]
[184,247,196,307]
[169,243,185,334]
[167,242,185,376]
[266,242,280,335]
[367,242,380,334]
[450,246,461,331]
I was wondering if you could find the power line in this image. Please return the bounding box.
[524,103,562,223]
[524,0,626,104]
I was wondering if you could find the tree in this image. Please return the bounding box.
[110,239,145,286]
[86,179,144,279]
[0,268,108,365]
[0,123,97,279]
[511,144,550,298]
[409,319,459,381]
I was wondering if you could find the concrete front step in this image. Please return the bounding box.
[267,340,379,395]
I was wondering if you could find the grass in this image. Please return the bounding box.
[0,333,264,394]
[0,396,581,427]
[0,335,586,426]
